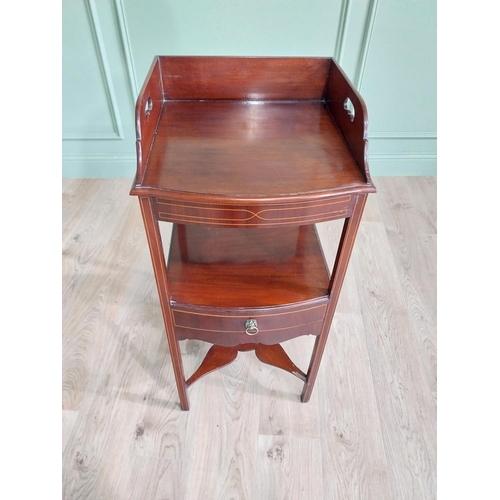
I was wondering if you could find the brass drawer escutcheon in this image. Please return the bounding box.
[245,319,259,335]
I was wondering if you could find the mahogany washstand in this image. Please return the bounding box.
[130,56,376,410]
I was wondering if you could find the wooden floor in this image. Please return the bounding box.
[62,176,436,500]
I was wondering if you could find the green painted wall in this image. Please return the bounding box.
[62,0,436,177]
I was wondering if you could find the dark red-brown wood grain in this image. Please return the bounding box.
[130,56,376,409]
[143,101,366,198]
[167,224,329,308]
[131,55,375,203]
[134,57,163,185]
[167,224,329,346]
[159,56,330,100]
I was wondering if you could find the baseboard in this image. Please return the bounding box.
[368,154,436,176]
[62,155,136,178]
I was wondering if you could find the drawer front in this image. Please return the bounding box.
[172,302,327,346]
[154,196,353,227]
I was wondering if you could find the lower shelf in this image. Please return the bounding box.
[167,223,330,345]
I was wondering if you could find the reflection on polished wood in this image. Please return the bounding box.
[167,224,330,309]
[143,101,367,197]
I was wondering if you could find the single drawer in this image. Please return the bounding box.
[172,301,327,346]
[154,195,353,227]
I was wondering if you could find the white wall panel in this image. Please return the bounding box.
[62,0,436,177]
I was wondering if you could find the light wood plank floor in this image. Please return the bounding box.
[62,177,436,499]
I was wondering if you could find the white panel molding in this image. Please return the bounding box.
[369,153,436,160]
[353,0,379,90]
[353,1,435,163]
[85,0,125,139]
[334,0,351,64]
[63,154,135,161]
[62,154,136,178]
[369,132,437,139]
[63,0,125,141]
[114,0,139,106]
[63,132,123,140]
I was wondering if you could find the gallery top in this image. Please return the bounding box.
[130,56,375,204]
